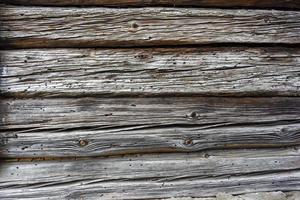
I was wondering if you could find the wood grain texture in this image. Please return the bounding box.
[1,48,300,97]
[1,0,300,9]
[1,6,300,48]
[1,97,300,158]
[1,148,300,199]
[162,192,300,200]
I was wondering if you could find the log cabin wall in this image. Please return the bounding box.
[0,1,300,199]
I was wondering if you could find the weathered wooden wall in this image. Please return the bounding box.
[0,0,300,199]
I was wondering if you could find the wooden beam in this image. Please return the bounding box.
[162,192,300,200]
[1,47,300,97]
[1,0,300,9]
[1,97,300,158]
[1,148,300,199]
[1,6,300,48]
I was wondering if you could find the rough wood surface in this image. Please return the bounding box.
[1,6,300,48]
[162,191,300,200]
[1,97,300,158]
[1,0,300,9]
[1,2,300,199]
[1,48,300,97]
[1,148,300,199]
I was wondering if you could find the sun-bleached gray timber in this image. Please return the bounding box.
[161,191,300,200]
[0,148,300,199]
[1,48,300,98]
[1,97,300,158]
[1,6,300,48]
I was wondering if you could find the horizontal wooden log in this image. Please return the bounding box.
[163,192,300,200]
[1,97,300,158]
[1,148,300,199]
[1,0,300,9]
[1,47,300,97]
[1,6,300,48]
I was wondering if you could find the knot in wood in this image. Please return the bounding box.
[190,111,198,119]
[130,22,139,29]
[183,138,193,146]
[79,139,88,147]
[131,22,139,29]
[204,153,210,158]
[135,54,149,59]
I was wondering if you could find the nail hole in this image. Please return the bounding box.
[131,22,139,29]
[79,139,88,147]
[184,139,193,146]
[190,111,197,118]
[204,153,210,158]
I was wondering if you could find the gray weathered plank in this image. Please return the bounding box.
[1,97,300,158]
[1,148,300,199]
[1,0,300,9]
[1,6,300,48]
[1,48,300,97]
[162,192,300,200]
[164,192,300,200]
